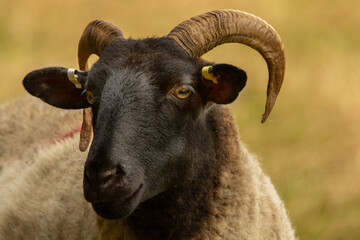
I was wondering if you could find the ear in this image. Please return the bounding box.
[23,67,90,109]
[200,64,247,104]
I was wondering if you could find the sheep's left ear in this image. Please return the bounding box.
[200,64,247,104]
[23,67,90,109]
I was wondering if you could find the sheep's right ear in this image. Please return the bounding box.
[23,67,90,109]
[200,64,247,104]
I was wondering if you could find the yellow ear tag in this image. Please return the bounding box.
[67,69,82,89]
[202,66,218,84]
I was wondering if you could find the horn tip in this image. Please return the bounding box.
[261,112,270,124]
[261,92,278,123]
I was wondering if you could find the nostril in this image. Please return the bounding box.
[100,164,125,181]
[101,167,117,179]
[84,162,127,188]
[116,165,126,176]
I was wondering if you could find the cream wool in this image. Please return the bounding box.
[203,106,295,239]
[0,96,81,184]
[0,137,98,239]
[0,96,98,239]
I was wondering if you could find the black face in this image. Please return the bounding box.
[82,39,207,219]
[22,37,247,220]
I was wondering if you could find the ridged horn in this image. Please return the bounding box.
[77,20,125,151]
[78,19,125,71]
[167,10,285,123]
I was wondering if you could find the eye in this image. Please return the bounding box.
[174,85,193,100]
[86,91,95,104]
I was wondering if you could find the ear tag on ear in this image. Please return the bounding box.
[67,69,82,89]
[202,66,218,84]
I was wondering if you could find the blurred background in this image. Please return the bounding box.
[0,0,359,239]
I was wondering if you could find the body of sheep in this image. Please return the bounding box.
[0,96,81,183]
[0,96,98,239]
[0,96,295,239]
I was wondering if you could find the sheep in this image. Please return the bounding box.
[0,96,82,183]
[1,9,296,239]
[0,96,99,239]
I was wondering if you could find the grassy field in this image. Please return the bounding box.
[1,0,359,239]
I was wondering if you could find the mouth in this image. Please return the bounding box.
[92,183,144,219]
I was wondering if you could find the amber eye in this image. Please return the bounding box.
[86,91,95,104]
[174,85,193,99]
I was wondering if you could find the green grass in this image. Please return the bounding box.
[1,0,359,239]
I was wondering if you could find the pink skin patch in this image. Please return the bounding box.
[51,126,82,144]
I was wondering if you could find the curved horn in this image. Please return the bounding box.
[77,20,125,151]
[78,19,125,71]
[167,10,285,123]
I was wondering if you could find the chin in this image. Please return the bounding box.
[92,201,136,219]
[92,184,144,219]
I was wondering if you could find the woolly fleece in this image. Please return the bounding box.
[0,96,296,239]
[0,96,98,239]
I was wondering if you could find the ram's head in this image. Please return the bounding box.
[23,10,285,219]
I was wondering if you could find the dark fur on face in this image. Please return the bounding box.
[23,37,247,237]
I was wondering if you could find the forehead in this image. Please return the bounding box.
[101,38,194,73]
[88,38,197,91]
